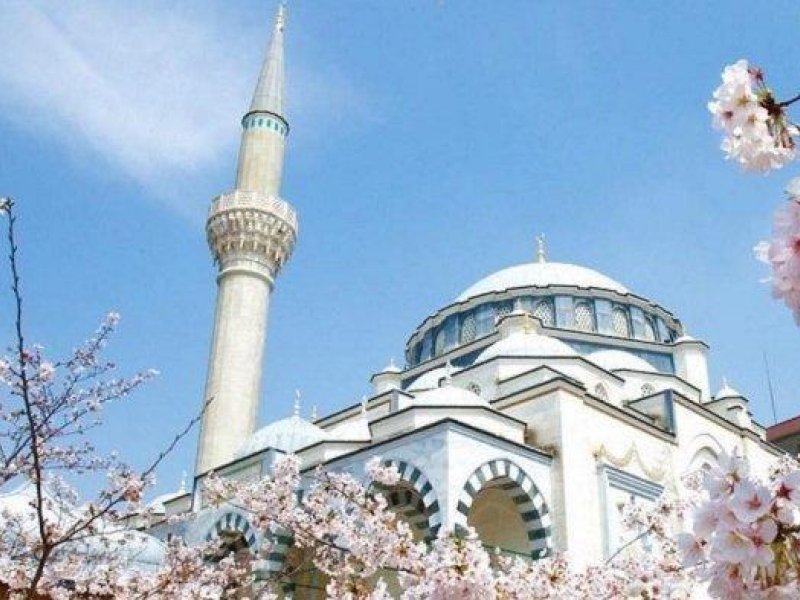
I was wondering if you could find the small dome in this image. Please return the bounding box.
[477,330,577,362]
[457,261,629,302]
[589,349,657,373]
[149,492,182,514]
[715,378,743,400]
[380,358,402,374]
[412,385,487,407]
[235,414,328,458]
[407,367,448,391]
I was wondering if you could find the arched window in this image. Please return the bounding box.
[641,383,655,397]
[574,302,596,332]
[433,328,446,356]
[643,317,656,341]
[460,313,477,343]
[611,307,630,338]
[475,304,495,337]
[495,301,514,320]
[594,383,609,401]
[533,300,555,327]
[467,382,482,396]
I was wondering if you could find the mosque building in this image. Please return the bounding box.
[144,3,785,595]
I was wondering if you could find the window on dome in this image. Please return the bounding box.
[475,304,495,337]
[533,300,555,327]
[641,383,655,397]
[643,317,656,341]
[516,296,534,313]
[433,328,446,356]
[630,306,646,339]
[495,301,514,320]
[574,302,596,332]
[419,331,433,362]
[594,383,609,401]
[595,299,614,334]
[611,307,631,338]
[441,315,459,352]
[467,382,482,396]
[460,312,477,343]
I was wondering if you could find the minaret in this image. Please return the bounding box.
[196,3,297,474]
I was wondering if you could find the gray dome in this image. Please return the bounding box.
[236,415,328,457]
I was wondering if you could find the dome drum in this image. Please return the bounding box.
[406,290,681,369]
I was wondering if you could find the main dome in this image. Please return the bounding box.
[457,262,629,302]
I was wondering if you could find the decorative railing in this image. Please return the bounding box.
[209,190,298,231]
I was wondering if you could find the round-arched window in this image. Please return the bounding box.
[641,383,656,397]
[460,313,477,344]
[594,383,609,401]
[434,328,446,356]
[643,317,656,341]
[611,307,630,338]
[467,382,482,396]
[533,300,555,327]
[574,302,596,332]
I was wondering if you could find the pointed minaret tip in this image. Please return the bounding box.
[249,2,287,116]
[276,2,286,32]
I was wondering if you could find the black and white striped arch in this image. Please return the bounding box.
[205,511,257,548]
[455,458,552,558]
[374,459,442,540]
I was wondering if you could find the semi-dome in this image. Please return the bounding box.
[235,414,328,458]
[407,367,448,391]
[412,385,487,407]
[588,349,657,373]
[457,261,629,302]
[477,328,577,362]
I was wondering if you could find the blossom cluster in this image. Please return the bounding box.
[708,60,797,173]
[755,181,800,323]
[677,451,800,599]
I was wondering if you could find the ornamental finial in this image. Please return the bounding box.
[311,405,318,421]
[536,234,547,263]
[293,389,301,417]
[178,470,187,494]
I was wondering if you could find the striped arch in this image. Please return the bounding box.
[259,529,293,576]
[205,510,257,549]
[372,459,442,540]
[455,458,552,558]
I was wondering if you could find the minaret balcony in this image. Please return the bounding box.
[206,190,298,279]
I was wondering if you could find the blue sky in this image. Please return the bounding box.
[2,1,800,498]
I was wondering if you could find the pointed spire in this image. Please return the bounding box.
[178,471,187,494]
[536,234,547,263]
[250,3,286,116]
[293,389,301,417]
[310,405,318,421]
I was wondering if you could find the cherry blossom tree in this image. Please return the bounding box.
[0,197,247,599]
[708,60,800,323]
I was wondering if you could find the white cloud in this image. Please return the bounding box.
[0,1,368,218]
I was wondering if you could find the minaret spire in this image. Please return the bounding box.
[197,2,298,475]
[249,3,286,116]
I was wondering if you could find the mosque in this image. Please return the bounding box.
[143,3,785,595]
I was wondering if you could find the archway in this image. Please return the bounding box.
[455,458,552,559]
